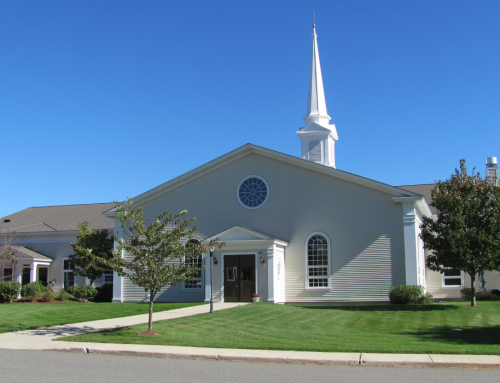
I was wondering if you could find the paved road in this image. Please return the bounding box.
[1,349,498,383]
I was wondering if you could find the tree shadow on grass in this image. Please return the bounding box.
[294,304,461,312]
[405,325,500,346]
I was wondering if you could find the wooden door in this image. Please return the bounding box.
[223,254,255,302]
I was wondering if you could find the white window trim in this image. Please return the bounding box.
[236,175,270,210]
[102,273,113,285]
[182,238,205,291]
[304,232,331,290]
[62,257,76,289]
[441,268,465,288]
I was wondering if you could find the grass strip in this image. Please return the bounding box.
[60,301,500,355]
[0,302,203,333]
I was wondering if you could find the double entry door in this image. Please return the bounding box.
[224,254,255,302]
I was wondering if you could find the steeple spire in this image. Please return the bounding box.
[305,18,330,126]
[296,21,339,168]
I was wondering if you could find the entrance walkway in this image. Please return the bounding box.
[0,303,499,368]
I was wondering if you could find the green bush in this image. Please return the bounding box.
[0,282,21,303]
[21,281,46,301]
[460,288,474,301]
[460,288,500,301]
[491,289,500,297]
[477,291,500,301]
[39,291,53,302]
[63,286,76,296]
[93,284,113,302]
[73,284,98,302]
[54,290,70,301]
[388,285,432,304]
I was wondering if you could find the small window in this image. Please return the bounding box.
[3,268,12,282]
[306,233,330,288]
[102,273,113,285]
[63,258,75,288]
[184,239,203,289]
[442,268,464,287]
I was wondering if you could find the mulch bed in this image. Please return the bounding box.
[464,306,485,309]
[139,331,161,336]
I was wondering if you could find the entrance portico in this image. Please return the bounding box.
[1,246,53,286]
[202,226,288,303]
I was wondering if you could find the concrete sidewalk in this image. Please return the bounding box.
[1,303,499,368]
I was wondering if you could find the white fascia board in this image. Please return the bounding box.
[393,197,432,217]
[132,143,424,206]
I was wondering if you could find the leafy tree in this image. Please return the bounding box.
[106,199,223,334]
[70,221,114,285]
[421,159,500,306]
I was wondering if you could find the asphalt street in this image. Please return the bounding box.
[1,349,498,383]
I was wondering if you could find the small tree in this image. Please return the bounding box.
[70,221,114,285]
[107,199,223,334]
[421,159,500,307]
[0,227,23,283]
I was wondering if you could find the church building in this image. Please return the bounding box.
[2,25,499,303]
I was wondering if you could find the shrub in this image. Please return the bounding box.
[491,289,500,297]
[54,290,70,301]
[93,284,113,302]
[21,281,46,301]
[39,291,53,302]
[72,284,98,302]
[388,285,431,304]
[460,288,474,301]
[63,286,76,296]
[0,282,21,303]
[476,291,500,301]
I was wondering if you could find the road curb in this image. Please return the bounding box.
[43,348,500,369]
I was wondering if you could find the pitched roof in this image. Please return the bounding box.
[397,184,437,215]
[0,203,116,233]
[2,246,53,262]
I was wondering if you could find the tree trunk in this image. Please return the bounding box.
[148,291,155,332]
[470,274,476,307]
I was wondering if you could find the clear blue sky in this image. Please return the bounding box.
[1,1,499,218]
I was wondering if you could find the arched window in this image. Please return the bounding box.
[184,239,203,289]
[306,233,330,288]
[308,140,321,162]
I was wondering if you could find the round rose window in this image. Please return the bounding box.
[237,176,269,209]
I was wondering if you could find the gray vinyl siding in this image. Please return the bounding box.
[121,250,205,303]
[129,152,407,303]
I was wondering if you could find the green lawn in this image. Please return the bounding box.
[0,302,203,334]
[60,301,500,355]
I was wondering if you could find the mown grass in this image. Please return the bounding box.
[61,301,500,355]
[0,302,203,334]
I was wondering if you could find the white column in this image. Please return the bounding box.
[401,202,420,286]
[112,224,123,302]
[30,262,37,283]
[204,252,211,302]
[267,244,276,303]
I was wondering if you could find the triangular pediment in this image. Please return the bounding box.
[202,226,288,246]
[103,144,430,218]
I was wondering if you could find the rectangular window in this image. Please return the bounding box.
[3,268,12,282]
[63,259,75,288]
[184,256,203,289]
[442,268,464,287]
[102,273,113,285]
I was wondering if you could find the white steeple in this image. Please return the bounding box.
[296,20,338,168]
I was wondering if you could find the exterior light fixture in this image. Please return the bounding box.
[259,251,265,263]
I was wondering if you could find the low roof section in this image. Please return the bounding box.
[0,202,116,234]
